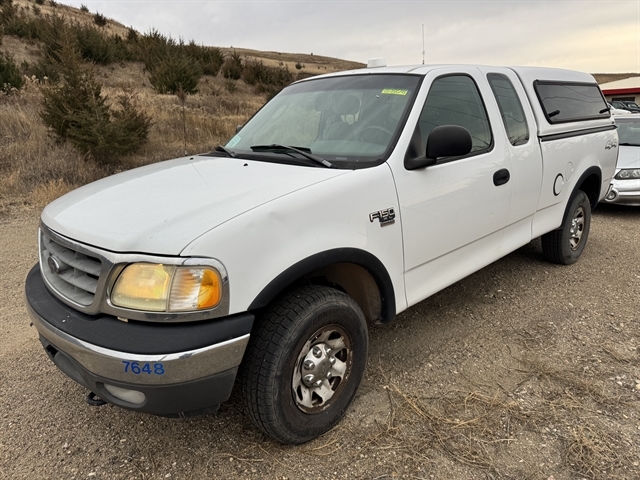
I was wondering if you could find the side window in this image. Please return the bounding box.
[534,81,609,123]
[418,75,492,155]
[487,73,530,146]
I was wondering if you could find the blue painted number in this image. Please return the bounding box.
[122,361,165,375]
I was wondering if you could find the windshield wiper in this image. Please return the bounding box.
[250,144,334,168]
[215,145,237,157]
[618,143,639,146]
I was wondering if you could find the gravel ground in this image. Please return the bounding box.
[1,204,639,480]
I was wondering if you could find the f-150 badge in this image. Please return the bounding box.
[370,208,395,226]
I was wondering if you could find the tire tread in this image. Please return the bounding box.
[240,285,366,444]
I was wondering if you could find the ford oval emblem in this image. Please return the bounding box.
[47,255,61,274]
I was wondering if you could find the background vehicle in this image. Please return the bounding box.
[612,100,640,113]
[609,102,631,115]
[26,62,617,444]
[604,115,640,205]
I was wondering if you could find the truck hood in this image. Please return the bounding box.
[42,155,349,255]
[617,145,640,170]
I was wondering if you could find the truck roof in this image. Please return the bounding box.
[303,64,596,85]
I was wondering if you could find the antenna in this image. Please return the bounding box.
[422,24,425,65]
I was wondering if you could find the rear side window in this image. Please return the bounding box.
[418,75,492,154]
[487,73,529,146]
[534,81,609,124]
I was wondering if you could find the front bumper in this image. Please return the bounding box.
[603,179,640,206]
[25,265,254,416]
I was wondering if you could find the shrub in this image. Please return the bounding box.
[136,30,202,94]
[49,1,57,7]
[93,12,107,27]
[242,59,267,86]
[21,56,60,82]
[224,79,236,93]
[31,4,41,15]
[147,52,201,94]
[0,51,24,93]
[126,27,138,43]
[74,23,116,64]
[35,0,45,5]
[221,50,242,80]
[295,62,302,70]
[80,4,88,12]
[184,41,223,76]
[40,38,151,163]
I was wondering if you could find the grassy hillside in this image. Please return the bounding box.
[2,1,635,214]
[0,0,364,212]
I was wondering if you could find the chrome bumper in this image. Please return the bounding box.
[27,301,249,386]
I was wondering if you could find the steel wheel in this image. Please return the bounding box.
[240,285,368,444]
[542,190,591,265]
[292,325,353,413]
[568,206,585,250]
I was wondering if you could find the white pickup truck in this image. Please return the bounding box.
[26,62,618,444]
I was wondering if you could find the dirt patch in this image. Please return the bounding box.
[1,204,639,479]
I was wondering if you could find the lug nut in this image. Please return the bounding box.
[312,346,322,358]
[314,379,323,387]
[303,360,315,370]
[326,372,332,379]
[325,348,332,355]
[303,374,315,385]
[329,356,336,365]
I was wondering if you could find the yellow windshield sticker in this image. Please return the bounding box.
[381,89,408,96]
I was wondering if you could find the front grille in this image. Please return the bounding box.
[40,230,102,307]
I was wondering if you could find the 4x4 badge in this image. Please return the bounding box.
[369,208,395,226]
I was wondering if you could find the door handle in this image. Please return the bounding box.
[493,168,510,186]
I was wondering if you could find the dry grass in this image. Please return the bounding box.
[13,0,131,38]
[360,352,640,480]
[0,60,267,209]
[0,1,365,209]
[221,47,364,76]
[593,73,639,85]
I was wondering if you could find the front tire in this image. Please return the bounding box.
[240,286,368,444]
[541,190,591,265]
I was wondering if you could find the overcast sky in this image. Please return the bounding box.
[60,0,639,73]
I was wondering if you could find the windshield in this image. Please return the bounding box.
[225,74,421,168]
[617,120,640,146]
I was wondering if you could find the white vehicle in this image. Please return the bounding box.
[608,102,631,115]
[26,61,617,444]
[603,115,640,205]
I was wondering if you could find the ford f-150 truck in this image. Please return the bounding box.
[25,61,618,444]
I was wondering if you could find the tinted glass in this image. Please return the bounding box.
[418,75,492,154]
[487,73,529,146]
[225,74,421,169]
[535,82,608,123]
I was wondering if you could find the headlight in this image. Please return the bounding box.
[111,263,222,312]
[615,169,640,180]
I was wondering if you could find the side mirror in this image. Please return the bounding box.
[236,124,243,134]
[405,125,473,170]
[427,125,472,160]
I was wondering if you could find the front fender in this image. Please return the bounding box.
[180,163,407,318]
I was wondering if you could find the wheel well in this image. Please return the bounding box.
[576,170,601,208]
[248,249,396,324]
[308,263,382,324]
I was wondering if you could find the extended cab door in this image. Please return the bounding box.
[478,66,543,228]
[390,67,515,307]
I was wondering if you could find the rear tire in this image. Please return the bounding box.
[240,285,368,444]
[541,190,591,265]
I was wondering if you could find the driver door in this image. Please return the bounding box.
[391,68,513,306]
